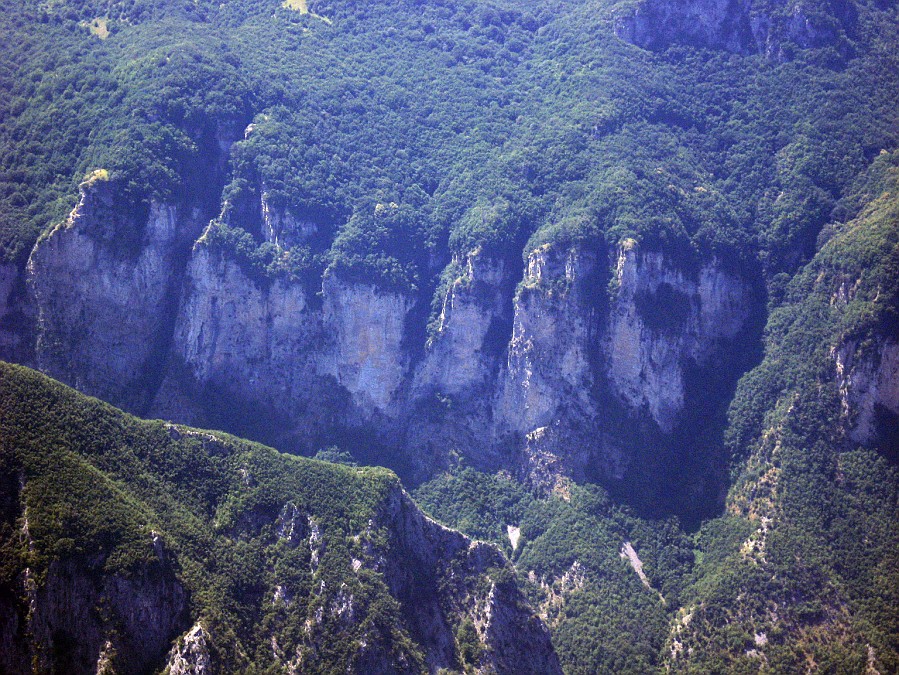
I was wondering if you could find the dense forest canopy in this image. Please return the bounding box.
[1,0,897,286]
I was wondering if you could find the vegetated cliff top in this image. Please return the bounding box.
[415,158,899,672]
[0,361,558,674]
[0,0,897,287]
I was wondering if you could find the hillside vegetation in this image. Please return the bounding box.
[1,0,897,283]
[0,362,555,673]
[417,154,899,672]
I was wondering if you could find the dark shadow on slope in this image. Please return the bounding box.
[601,281,767,531]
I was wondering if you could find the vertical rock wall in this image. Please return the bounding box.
[27,179,205,411]
[606,241,751,433]
[18,194,762,493]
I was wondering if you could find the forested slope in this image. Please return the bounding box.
[417,151,899,672]
[0,362,558,673]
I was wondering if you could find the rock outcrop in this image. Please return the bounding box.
[322,274,413,416]
[834,338,899,447]
[414,248,510,400]
[495,244,607,485]
[166,623,213,675]
[491,239,752,489]
[498,245,600,437]
[161,237,413,449]
[14,192,759,499]
[615,0,857,60]
[374,485,562,674]
[0,560,188,674]
[27,176,207,411]
[164,239,326,433]
[4,136,758,501]
[260,188,321,249]
[606,241,751,433]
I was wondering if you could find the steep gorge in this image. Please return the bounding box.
[1,0,898,669]
[6,172,770,521]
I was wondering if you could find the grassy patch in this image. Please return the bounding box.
[280,0,332,23]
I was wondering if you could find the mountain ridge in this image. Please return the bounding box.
[0,361,560,673]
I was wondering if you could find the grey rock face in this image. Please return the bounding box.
[375,484,562,674]
[834,338,899,446]
[493,239,751,486]
[322,274,413,416]
[27,178,206,411]
[606,241,751,433]
[415,248,510,399]
[166,623,213,675]
[17,187,757,489]
[495,244,606,485]
[615,0,856,60]
[11,172,757,493]
[165,239,412,441]
[498,245,600,436]
[169,240,322,416]
[0,560,187,675]
[260,188,320,249]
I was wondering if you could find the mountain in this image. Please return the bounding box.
[417,153,899,672]
[0,0,898,670]
[0,361,559,673]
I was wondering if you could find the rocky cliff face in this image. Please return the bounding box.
[495,244,606,486]
[373,485,561,674]
[0,559,187,674]
[158,235,415,450]
[615,0,857,60]
[498,245,600,437]
[27,177,207,412]
[414,248,510,400]
[606,241,751,433]
[161,239,328,435]
[11,191,761,502]
[493,239,753,492]
[834,338,899,448]
[260,187,321,249]
[166,623,212,675]
[322,275,413,416]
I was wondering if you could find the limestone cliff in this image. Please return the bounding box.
[404,249,514,475]
[615,0,857,60]
[260,187,321,249]
[322,274,413,416]
[161,238,329,439]
[414,248,510,400]
[495,244,607,486]
[27,176,207,412]
[606,241,751,433]
[485,237,755,492]
[834,337,899,447]
[365,484,561,674]
[498,245,600,436]
[158,234,414,450]
[15,194,761,501]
